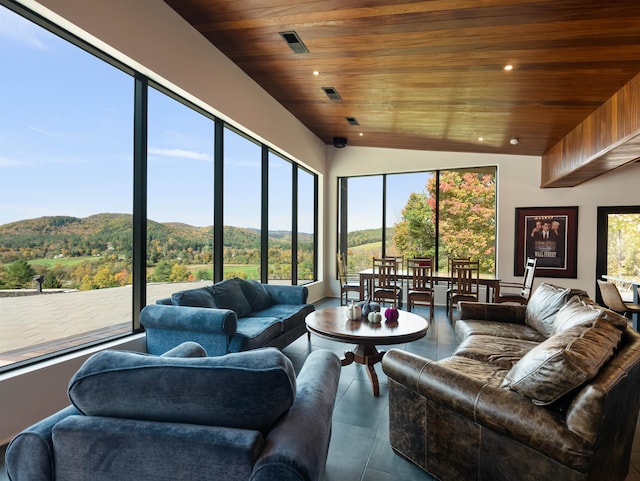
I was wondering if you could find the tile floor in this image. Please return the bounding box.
[2,299,640,481]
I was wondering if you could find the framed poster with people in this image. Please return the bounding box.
[514,206,578,278]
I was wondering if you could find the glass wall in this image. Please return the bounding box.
[297,168,316,284]
[0,5,134,367]
[437,167,496,273]
[146,86,215,302]
[0,3,318,371]
[222,128,262,280]
[339,167,496,276]
[267,152,293,283]
[385,172,435,260]
[342,176,384,274]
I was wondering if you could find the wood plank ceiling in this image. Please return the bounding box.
[164,0,640,156]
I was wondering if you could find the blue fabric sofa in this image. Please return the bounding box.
[6,343,341,481]
[143,277,315,355]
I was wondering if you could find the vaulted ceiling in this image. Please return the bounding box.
[165,0,640,157]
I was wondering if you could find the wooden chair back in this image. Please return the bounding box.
[451,260,480,297]
[407,258,434,292]
[337,252,347,284]
[373,257,398,288]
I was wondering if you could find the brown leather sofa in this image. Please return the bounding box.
[382,283,640,481]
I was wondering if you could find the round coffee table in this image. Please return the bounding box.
[305,306,429,396]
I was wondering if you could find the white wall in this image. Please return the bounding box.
[326,146,640,300]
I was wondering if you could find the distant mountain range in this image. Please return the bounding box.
[0,213,313,260]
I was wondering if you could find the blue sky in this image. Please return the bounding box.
[0,6,427,233]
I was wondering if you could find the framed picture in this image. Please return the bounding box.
[514,206,579,278]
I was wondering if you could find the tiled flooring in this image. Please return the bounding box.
[2,298,640,480]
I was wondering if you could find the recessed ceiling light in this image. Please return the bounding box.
[510,137,519,145]
[359,132,364,136]
[478,137,484,142]
[313,70,319,76]
[504,64,514,71]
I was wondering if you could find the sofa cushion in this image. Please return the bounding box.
[439,356,509,388]
[252,303,315,331]
[171,286,217,308]
[455,319,546,344]
[212,278,253,318]
[239,279,273,312]
[68,347,296,433]
[455,335,539,370]
[551,296,629,335]
[230,317,284,352]
[502,319,623,405]
[525,283,581,337]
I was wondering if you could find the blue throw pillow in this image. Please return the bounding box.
[239,279,272,311]
[212,278,252,317]
[68,347,296,433]
[171,287,217,308]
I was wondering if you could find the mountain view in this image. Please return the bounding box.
[0,214,314,290]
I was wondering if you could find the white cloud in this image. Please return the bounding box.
[148,147,212,162]
[28,125,65,138]
[0,157,30,168]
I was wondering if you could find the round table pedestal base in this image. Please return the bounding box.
[341,344,386,396]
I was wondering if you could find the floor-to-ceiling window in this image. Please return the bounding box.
[146,86,215,301]
[339,176,384,274]
[338,167,497,276]
[222,127,262,280]
[297,167,317,284]
[385,172,435,260]
[267,152,293,283]
[0,2,318,372]
[596,206,640,303]
[0,4,134,368]
[436,167,496,273]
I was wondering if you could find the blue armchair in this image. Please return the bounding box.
[6,343,341,481]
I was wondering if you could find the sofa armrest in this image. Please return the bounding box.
[251,349,341,481]
[6,405,81,481]
[141,304,237,356]
[263,284,309,305]
[458,301,526,324]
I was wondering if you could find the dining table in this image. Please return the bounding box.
[358,268,501,303]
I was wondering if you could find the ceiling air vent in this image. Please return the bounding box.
[346,116,360,126]
[322,87,342,101]
[279,31,309,54]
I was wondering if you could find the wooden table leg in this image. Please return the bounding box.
[341,344,385,396]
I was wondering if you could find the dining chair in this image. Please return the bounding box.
[445,257,471,315]
[406,257,435,319]
[448,259,480,321]
[495,257,537,304]
[337,252,361,305]
[597,280,640,318]
[372,257,403,308]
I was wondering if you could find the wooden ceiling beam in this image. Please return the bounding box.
[541,73,640,187]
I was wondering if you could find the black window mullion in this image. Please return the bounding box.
[292,166,299,284]
[132,74,148,329]
[261,147,269,283]
[213,119,224,282]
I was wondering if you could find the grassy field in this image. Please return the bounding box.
[28,256,101,267]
